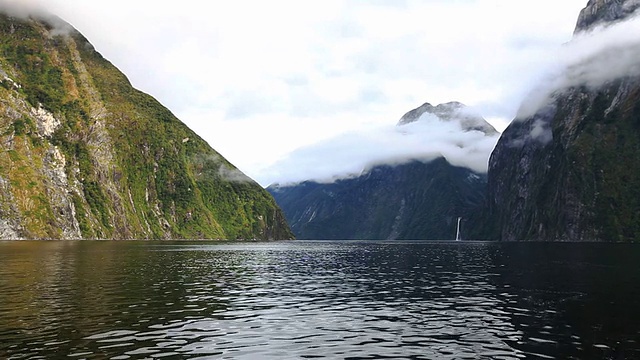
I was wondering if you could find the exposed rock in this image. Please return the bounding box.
[31,105,60,138]
[41,146,82,239]
[481,0,640,241]
[398,101,499,136]
[0,176,22,239]
[575,0,640,33]
[0,11,293,240]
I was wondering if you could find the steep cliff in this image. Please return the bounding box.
[484,0,640,241]
[575,0,640,32]
[269,158,486,240]
[0,11,293,239]
[269,102,496,240]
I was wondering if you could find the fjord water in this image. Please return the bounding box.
[0,241,638,359]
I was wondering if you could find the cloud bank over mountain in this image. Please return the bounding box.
[262,112,500,186]
[11,0,589,185]
[517,11,640,119]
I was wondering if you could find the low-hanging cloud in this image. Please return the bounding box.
[0,0,75,37]
[517,11,640,120]
[2,0,590,185]
[216,166,253,183]
[192,154,253,183]
[0,0,39,17]
[262,113,499,186]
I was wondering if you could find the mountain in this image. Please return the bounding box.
[574,0,640,31]
[0,10,293,239]
[399,101,499,136]
[482,0,640,241]
[268,102,497,240]
[269,158,486,240]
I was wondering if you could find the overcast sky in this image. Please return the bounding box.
[15,0,591,185]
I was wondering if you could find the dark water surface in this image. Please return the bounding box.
[0,241,639,359]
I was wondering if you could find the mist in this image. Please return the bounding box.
[0,0,75,38]
[192,154,253,183]
[0,0,595,185]
[0,0,39,17]
[517,11,640,120]
[262,112,499,186]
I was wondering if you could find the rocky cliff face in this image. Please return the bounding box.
[484,0,640,241]
[575,0,640,32]
[269,102,497,240]
[399,101,499,136]
[0,11,293,240]
[269,158,487,240]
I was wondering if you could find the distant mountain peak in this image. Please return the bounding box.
[575,0,640,33]
[397,101,498,136]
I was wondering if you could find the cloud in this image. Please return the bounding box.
[262,112,500,186]
[0,0,39,17]
[8,0,589,186]
[224,90,285,120]
[217,166,253,183]
[192,154,253,183]
[0,0,74,38]
[516,11,640,119]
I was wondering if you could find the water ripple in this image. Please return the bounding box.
[1,241,639,359]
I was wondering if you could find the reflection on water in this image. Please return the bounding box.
[0,241,639,359]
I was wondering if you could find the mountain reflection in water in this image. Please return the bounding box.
[0,240,638,359]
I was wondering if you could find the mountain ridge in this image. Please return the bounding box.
[269,157,487,240]
[575,0,640,33]
[269,101,496,240]
[398,101,499,136]
[0,9,293,239]
[480,0,640,241]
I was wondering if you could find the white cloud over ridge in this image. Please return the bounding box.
[517,11,640,119]
[262,113,500,186]
[2,0,593,186]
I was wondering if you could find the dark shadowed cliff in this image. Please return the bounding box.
[0,10,293,239]
[269,158,487,240]
[269,102,497,240]
[483,0,640,241]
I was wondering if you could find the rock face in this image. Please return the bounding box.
[483,0,640,241]
[269,102,497,240]
[575,0,640,32]
[269,159,487,240]
[399,101,499,136]
[0,11,293,240]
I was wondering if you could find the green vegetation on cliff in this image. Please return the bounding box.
[0,12,293,240]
